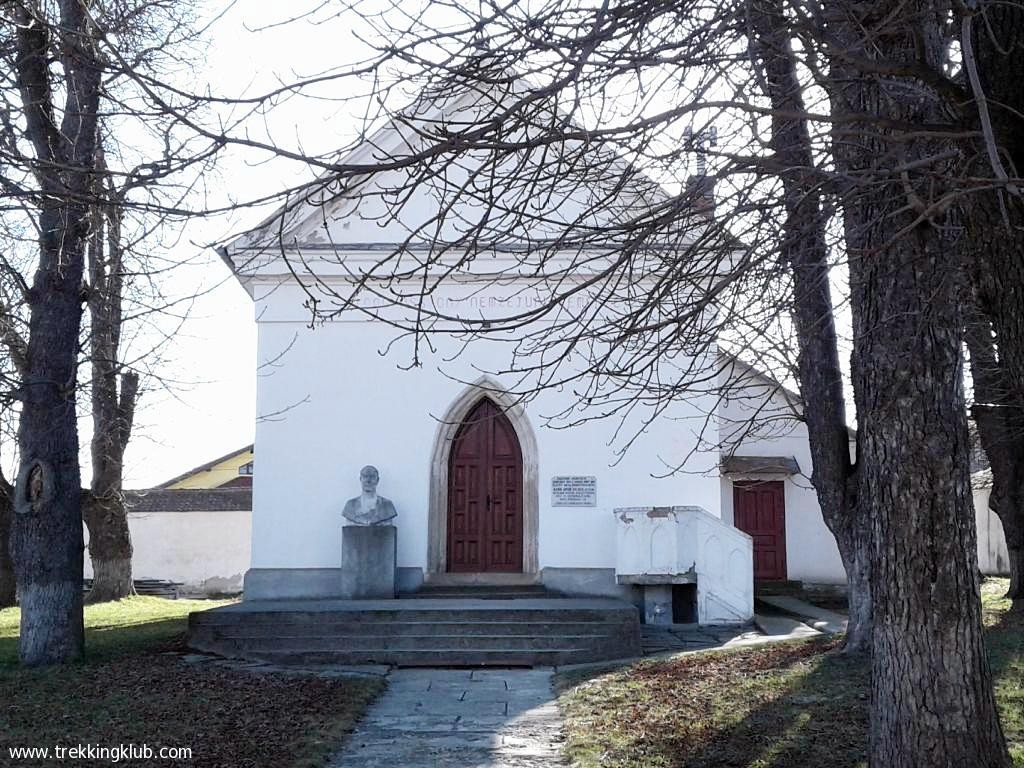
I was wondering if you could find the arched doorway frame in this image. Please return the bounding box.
[427,376,539,578]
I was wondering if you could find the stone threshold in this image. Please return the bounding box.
[422,572,543,587]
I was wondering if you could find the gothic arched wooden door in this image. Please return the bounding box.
[447,398,524,572]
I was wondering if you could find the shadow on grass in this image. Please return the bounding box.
[677,649,869,768]
[0,616,191,667]
[985,601,1024,675]
[561,597,1024,768]
[560,640,870,768]
[983,603,1024,760]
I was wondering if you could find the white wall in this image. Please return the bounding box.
[715,361,1011,585]
[84,511,251,595]
[250,281,721,574]
[717,362,848,584]
[974,486,1010,576]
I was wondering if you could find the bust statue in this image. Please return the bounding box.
[342,465,398,526]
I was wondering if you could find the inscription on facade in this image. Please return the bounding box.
[551,476,597,507]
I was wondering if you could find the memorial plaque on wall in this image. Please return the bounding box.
[551,476,597,507]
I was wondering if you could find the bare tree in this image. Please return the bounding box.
[0,240,28,609]
[826,3,1006,762]
[0,0,247,663]
[220,0,1016,763]
[81,142,139,603]
[746,0,868,653]
[962,0,1024,607]
[3,0,105,664]
[0,469,13,607]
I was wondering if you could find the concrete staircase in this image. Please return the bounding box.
[398,584,562,600]
[754,580,805,597]
[188,597,641,667]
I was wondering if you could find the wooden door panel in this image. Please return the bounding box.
[733,480,787,580]
[448,399,524,573]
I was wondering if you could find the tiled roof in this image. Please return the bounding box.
[124,488,252,513]
[156,444,254,488]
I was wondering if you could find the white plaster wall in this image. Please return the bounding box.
[84,511,251,594]
[251,282,721,574]
[974,486,1010,576]
[614,505,753,623]
[717,365,848,584]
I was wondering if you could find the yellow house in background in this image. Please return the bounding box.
[160,445,254,490]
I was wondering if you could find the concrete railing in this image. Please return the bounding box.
[614,505,754,624]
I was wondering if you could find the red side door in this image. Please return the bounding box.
[733,480,787,580]
[448,399,524,572]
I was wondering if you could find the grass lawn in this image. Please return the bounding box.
[0,597,384,767]
[557,578,1024,768]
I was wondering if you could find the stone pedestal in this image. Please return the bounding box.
[340,525,397,599]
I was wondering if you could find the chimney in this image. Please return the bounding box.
[685,174,716,218]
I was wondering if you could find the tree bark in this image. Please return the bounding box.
[962,0,1024,607]
[747,0,869,653]
[9,2,104,665]
[837,527,872,654]
[1009,542,1024,603]
[13,231,89,664]
[828,2,1010,764]
[965,297,1024,607]
[83,160,137,604]
[82,492,133,603]
[856,233,1006,766]
[0,476,15,608]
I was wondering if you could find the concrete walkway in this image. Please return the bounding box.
[329,668,565,768]
[756,595,848,635]
[753,612,823,639]
[641,623,765,655]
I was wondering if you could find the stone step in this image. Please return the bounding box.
[187,597,641,666]
[400,591,560,600]
[232,647,601,667]
[208,620,625,638]
[754,580,805,596]
[400,585,561,600]
[205,633,610,652]
[190,607,636,628]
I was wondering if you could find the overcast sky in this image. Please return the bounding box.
[122,1,382,487]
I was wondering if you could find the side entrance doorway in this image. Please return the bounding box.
[733,480,787,581]
[447,398,524,572]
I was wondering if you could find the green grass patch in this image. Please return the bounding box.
[558,578,1023,768]
[983,580,1024,765]
[0,597,384,767]
[0,596,232,665]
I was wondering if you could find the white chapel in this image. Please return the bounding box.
[216,81,850,640]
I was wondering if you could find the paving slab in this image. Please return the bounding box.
[640,623,763,655]
[756,595,848,634]
[329,668,566,768]
[753,612,823,638]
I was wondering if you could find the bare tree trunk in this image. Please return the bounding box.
[13,214,89,664]
[0,476,15,608]
[965,300,1024,607]
[963,0,1024,608]
[82,492,133,603]
[838,530,872,654]
[1008,538,1024,605]
[855,233,1006,765]
[9,2,103,665]
[826,2,1010,764]
[83,150,138,604]
[747,0,869,653]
